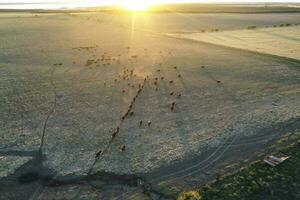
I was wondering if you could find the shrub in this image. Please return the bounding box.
[178,191,202,200]
[247,26,257,30]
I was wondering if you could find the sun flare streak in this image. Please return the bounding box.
[119,0,152,11]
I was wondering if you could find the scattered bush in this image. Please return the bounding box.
[247,26,257,30]
[178,191,202,200]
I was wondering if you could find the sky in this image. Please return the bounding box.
[0,0,299,9]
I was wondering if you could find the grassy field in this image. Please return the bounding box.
[0,9,299,200]
[178,132,300,200]
[169,25,300,60]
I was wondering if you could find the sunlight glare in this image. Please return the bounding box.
[119,0,152,11]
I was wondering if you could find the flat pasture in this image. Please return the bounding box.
[169,26,300,60]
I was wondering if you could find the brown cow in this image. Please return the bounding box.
[112,131,117,139]
[120,145,126,152]
[96,150,102,158]
[171,102,175,111]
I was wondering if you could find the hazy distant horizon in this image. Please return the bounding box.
[0,0,300,10]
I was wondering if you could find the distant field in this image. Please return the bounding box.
[169,26,300,60]
[2,3,300,14]
[148,3,300,13]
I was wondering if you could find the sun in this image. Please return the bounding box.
[119,0,152,11]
